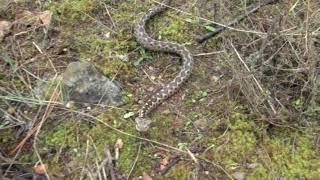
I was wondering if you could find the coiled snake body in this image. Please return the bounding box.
[134,1,193,131]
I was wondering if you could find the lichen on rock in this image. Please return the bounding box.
[62,61,122,106]
[35,61,122,107]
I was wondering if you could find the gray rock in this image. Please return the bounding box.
[35,61,122,107]
[62,61,122,106]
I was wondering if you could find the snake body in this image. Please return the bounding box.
[134,1,193,130]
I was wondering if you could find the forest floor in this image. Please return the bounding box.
[0,0,319,179]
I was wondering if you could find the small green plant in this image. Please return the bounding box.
[133,48,152,66]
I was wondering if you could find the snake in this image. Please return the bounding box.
[134,0,193,131]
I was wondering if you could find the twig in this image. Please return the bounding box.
[186,148,198,164]
[194,50,225,57]
[230,42,277,114]
[158,156,181,176]
[56,108,232,178]
[9,80,61,155]
[303,0,311,56]
[102,3,116,28]
[158,146,202,176]
[197,0,279,43]
[104,145,116,180]
[79,139,90,180]
[127,142,142,180]
[33,147,50,180]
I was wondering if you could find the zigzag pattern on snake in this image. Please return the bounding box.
[134,0,193,129]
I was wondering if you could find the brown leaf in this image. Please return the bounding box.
[38,10,52,28]
[159,164,166,171]
[160,157,169,166]
[34,164,47,175]
[159,157,169,170]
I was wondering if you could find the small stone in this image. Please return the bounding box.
[162,109,170,114]
[0,20,12,40]
[117,54,128,62]
[211,75,219,82]
[7,107,15,114]
[247,163,261,169]
[147,87,154,92]
[65,101,75,108]
[232,172,246,180]
[105,32,110,38]
[194,118,209,131]
[150,75,156,80]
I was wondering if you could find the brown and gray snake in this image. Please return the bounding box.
[134,0,193,131]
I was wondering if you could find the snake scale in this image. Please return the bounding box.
[134,0,193,131]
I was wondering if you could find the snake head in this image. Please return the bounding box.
[135,117,152,132]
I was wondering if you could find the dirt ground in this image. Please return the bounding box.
[0,0,319,179]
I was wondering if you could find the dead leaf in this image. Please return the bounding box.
[159,157,169,170]
[142,172,153,180]
[159,164,166,171]
[150,75,156,81]
[38,10,52,28]
[0,20,12,40]
[34,164,48,175]
[115,138,124,149]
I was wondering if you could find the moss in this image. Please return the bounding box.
[18,152,38,167]
[249,129,320,179]
[188,90,209,105]
[87,109,154,175]
[202,106,319,178]
[113,2,151,25]
[164,164,193,179]
[50,0,97,24]
[205,35,223,49]
[0,128,16,148]
[40,119,89,154]
[148,113,177,141]
[100,58,135,80]
[158,13,194,45]
[198,107,257,174]
[217,112,257,169]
